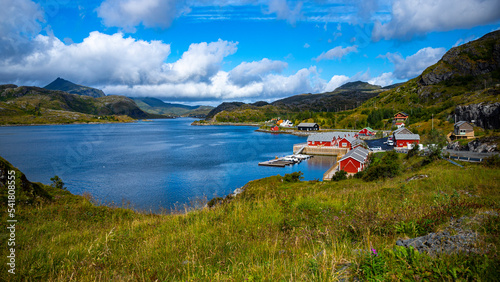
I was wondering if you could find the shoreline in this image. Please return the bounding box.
[0,120,139,127]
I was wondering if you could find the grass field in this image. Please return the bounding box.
[0,153,499,281]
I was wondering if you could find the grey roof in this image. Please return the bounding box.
[395,134,420,140]
[340,147,369,163]
[393,127,413,135]
[298,123,318,127]
[307,132,354,142]
[455,121,471,127]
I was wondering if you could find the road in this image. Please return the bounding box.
[365,137,393,151]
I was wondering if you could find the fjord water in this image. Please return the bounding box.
[0,118,334,212]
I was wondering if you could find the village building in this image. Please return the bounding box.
[451,121,474,140]
[339,147,370,174]
[392,127,420,148]
[358,127,376,136]
[297,123,319,131]
[393,112,409,128]
[270,126,279,131]
[306,132,358,147]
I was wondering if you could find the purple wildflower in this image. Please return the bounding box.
[371,248,378,256]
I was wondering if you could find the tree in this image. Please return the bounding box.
[50,175,66,190]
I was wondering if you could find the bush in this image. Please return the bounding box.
[50,175,66,190]
[331,169,347,181]
[363,151,401,181]
[283,171,303,183]
[483,154,500,168]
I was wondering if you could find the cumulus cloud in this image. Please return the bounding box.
[0,32,171,85]
[97,0,190,32]
[368,72,393,87]
[323,75,350,92]
[0,0,44,59]
[372,0,500,41]
[164,39,238,83]
[313,45,358,62]
[265,0,303,25]
[228,58,288,86]
[379,47,446,80]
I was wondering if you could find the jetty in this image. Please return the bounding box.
[258,154,312,167]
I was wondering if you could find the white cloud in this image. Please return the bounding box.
[0,32,171,85]
[372,0,500,41]
[97,0,190,32]
[0,0,44,59]
[304,43,310,48]
[323,75,350,92]
[313,45,358,62]
[368,72,393,87]
[265,0,303,25]
[164,39,238,83]
[453,35,477,47]
[228,58,288,86]
[379,47,446,80]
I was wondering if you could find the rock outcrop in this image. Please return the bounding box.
[419,30,500,86]
[455,102,500,129]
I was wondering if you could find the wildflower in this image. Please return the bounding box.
[371,248,378,256]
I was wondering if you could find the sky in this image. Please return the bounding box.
[1,0,500,105]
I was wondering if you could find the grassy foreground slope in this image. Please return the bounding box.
[0,155,499,280]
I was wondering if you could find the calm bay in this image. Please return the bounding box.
[0,118,334,212]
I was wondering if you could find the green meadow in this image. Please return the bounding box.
[1,153,499,281]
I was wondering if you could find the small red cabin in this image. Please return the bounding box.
[271,126,279,131]
[394,134,420,148]
[358,127,375,136]
[339,147,369,174]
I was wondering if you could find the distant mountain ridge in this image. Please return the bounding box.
[130,97,214,117]
[0,84,165,124]
[205,81,385,120]
[44,77,105,98]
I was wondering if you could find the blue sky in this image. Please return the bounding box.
[1,0,500,105]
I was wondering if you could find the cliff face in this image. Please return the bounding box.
[455,102,500,129]
[419,31,500,86]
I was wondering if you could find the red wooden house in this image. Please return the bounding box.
[307,132,358,147]
[393,112,409,127]
[339,147,370,174]
[394,134,420,148]
[358,127,376,136]
[271,126,279,131]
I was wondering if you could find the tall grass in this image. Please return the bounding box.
[1,157,499,280]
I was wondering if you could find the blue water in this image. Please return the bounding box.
[0,118,334,212]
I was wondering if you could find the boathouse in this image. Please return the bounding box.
[339,147,370,174]
[358,127,376,136]
[307,132,358,147]
[297,123,319,131]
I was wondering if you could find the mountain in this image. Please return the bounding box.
[337,30,500,131]
[0,85,164,124]
[204,82,384,121]
[44,77,105,98]
[130,97,214,117]
[336,81,382,91]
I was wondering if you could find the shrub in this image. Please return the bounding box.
[331,169,347,181]
[50,175,66,190]
[283,171,303,183]
[483,154,500,168]
[363,151,401,181]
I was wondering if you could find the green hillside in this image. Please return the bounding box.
[0,85,164,125]
[335,30,500,133]
[44,77,106,98]
[130,97,214,117]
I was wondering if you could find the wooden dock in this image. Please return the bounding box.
[258,159,295,167]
